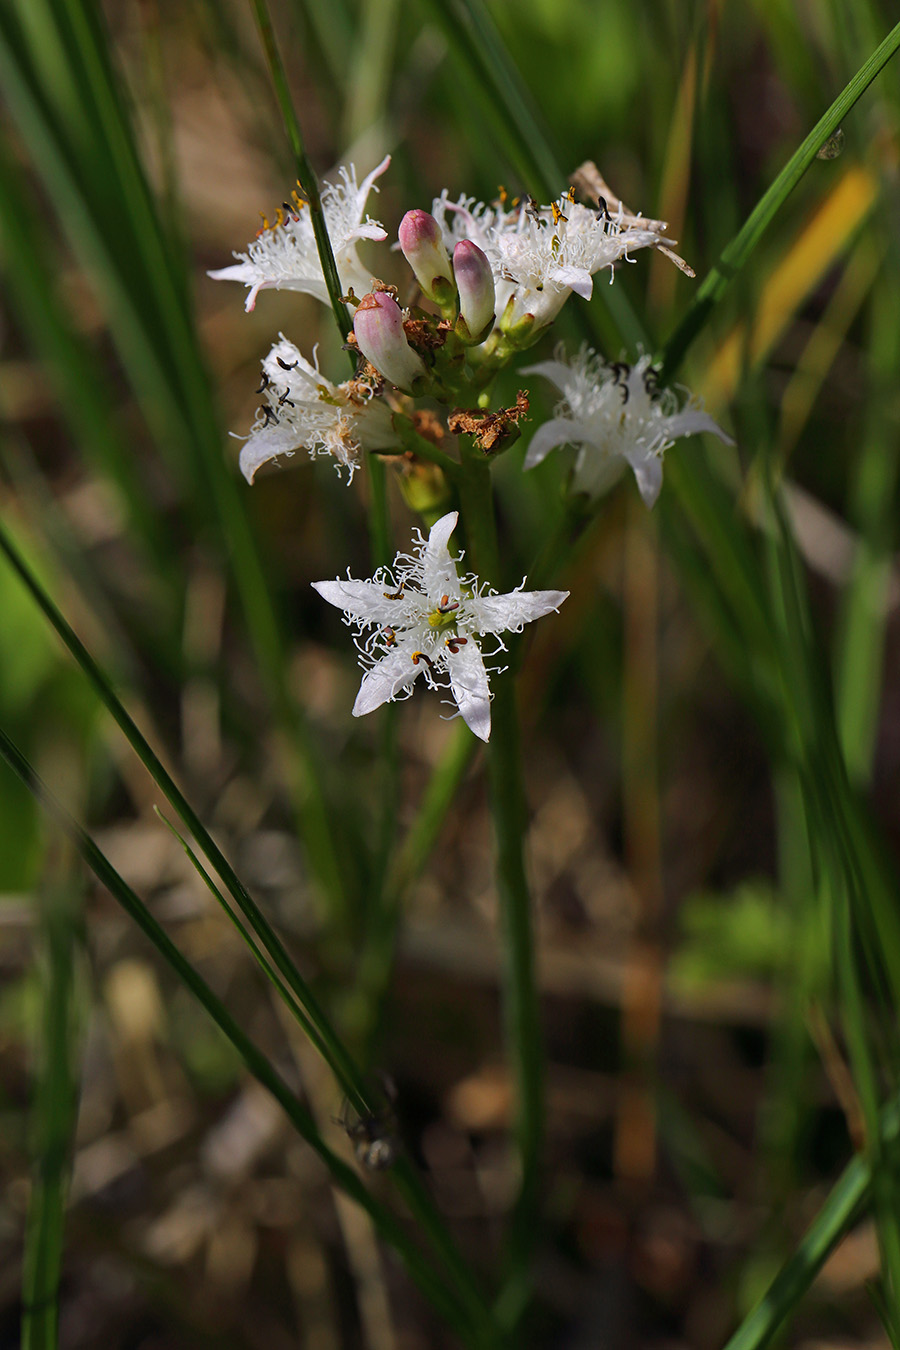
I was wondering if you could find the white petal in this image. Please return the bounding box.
[520,359,574,394]
[344,222,389,243]
[445,640,492,741]
[356,155,392,210]
[353,647,423,716]
[626,450,664,507]
[310,579,401,626]
[469,590,568,635]
[548,265,593,300]
[239,425,299,482]
[524,417,594,469]
[663,409,734,444]
[423,512,460,597]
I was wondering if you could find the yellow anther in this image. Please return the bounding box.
[383,583,405,600]
[551,202,567,226]
[275,206,285,228]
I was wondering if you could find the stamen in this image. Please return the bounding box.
[382,627,397,646]
[383,582,405,600]
[277,356,298,371]
[260,405,279,427]
[437,596,459,614]
[445,636,468,654]
[411,650,436,671]
[256,371,270,394]
[278,391,295,407]
[551,201,567,226]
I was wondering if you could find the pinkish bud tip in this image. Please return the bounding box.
[353,291,428,393]
[452,240,495,342]
[398,210,455,306]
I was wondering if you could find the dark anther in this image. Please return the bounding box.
[278,391,295,407]
[260,405,278,427]
[411,650,436,671]
[256,371,270,393]
[445,636,468,654]
[277,356,298,371]
[437,596,459,614]
[597,195,612,223]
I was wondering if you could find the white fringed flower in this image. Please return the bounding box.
[239,337,397,483]
[431,190,669,339]
[312,512,568,741]
[209,158,391,312]
[524,347,733,507]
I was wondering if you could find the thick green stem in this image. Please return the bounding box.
[459,446,544,1313]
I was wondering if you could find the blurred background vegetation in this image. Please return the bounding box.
[1,0,900,1345]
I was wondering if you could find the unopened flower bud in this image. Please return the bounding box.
[354,292,428,393]
[452,241,495,343]
[398,210,456,309]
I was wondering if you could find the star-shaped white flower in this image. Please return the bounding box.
[238,336,398,483]
[431,190,669,338]
[209,158,391,312]
[523,347,733,507]
[312,512,568,741]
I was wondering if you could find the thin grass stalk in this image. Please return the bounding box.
[660,19,900,379]
[21,858,81,1350]
[0,726,494,1347]
[247,0,352,350]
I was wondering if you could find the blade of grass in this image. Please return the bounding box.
[833,269,900,784]
[0,727,491,1348]
[0,139,176,583]
[0,521,494,1340]
[21,851,82,1350]
[0,0,351,917]
[660,19,900,379]
[702,163,878,404]
[0,516,367,1112]
[247,0,353,351]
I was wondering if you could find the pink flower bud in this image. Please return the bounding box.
[452,240,495,342]
[398,210,455,307]
[354,292,428,393]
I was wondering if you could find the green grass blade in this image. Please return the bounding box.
[0,0,351,915]
[0,727,488,1345]
[248,0,353,351]
[722,1153,869,1350]
[0,518,365,1113]
[0,142,176,581]
[661,20,900,379]
[21,861,82,1350]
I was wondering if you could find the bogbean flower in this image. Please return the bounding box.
[523,346,733,507]
[312,511,568,741]
[208,157,391,311]
[238,336,398,483]
[431,189,671,342]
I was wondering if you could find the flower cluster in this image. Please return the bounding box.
[211,157,731,737]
